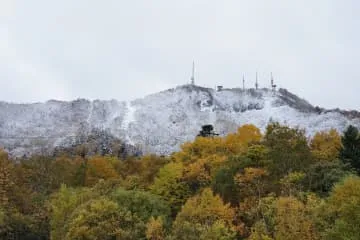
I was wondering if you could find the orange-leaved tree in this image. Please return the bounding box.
[85,156,118,186]
[224,124,262,155]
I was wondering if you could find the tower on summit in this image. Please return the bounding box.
[190,61,195,85]
[255,72,259,90]
[242,74,245,90]
[271,72,277,92]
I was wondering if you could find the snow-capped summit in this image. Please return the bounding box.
[0,84,359,157]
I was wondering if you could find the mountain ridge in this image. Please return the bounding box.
[1,84,359,157]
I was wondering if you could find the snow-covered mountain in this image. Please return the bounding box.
[1,84,359,157]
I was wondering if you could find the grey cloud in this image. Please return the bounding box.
[1,0,360,109]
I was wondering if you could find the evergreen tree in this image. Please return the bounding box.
[197,125,218,137]
[212,167,240,206]
[340,125,360,173]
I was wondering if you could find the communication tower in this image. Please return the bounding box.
[255,72,259,90]
[190,61,195,85]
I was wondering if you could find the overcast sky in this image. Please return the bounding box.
[1,0,359,110]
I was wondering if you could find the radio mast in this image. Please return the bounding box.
[271,72,276,92]
[190,61,195,85]
[255,72,259,90]
[242,74,245,90]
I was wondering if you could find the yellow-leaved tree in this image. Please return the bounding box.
[310,129,341,161]
[173,136,226,163]
[146,216,165,240]
[275,196,319,240]
[171,188,238,239]
[224,124,262,155]
[85,156,118,186]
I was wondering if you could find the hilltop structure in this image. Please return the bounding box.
[255,72,259,90]
[271,72,277,92]
[190,61,195,85]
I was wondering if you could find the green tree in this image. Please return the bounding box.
[304,160,349,196]
[212,145,268,207]
[264,123,313,178]
[0,208,4,225]
[65,197,145,240]
[212,167,240,206]
[245,144,269,167]
[198,220,237,240]
[246,195,277,239]
[150,162,191,215]
[0,150,13,207]
[234,168,270,235]
[279,171,305,196]
[321,175,360,239]
[197,125,218,137]
[340,125,360,173]
[111,188,171,224]
[49,184,93,240]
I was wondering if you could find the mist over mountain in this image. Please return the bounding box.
[1,84,359,157]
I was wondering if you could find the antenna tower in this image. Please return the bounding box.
[271,72,276,92]
[190,61,195,85]
[242,74,245,90]
[255,72,259,90]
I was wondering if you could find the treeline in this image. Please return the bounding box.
[1,123,360,239]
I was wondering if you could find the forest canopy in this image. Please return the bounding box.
[1,123,360,239]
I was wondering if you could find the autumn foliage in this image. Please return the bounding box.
[1,123,360,239]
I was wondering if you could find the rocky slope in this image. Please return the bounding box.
[1,85,359,157]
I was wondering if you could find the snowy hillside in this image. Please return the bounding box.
[1,85,359,156]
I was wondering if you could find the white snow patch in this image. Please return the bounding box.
[122,101,136,129]
[86,101,94,125]
[121,101,137,145]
